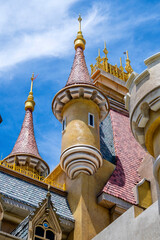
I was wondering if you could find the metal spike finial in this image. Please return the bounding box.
[78,14,82,32]
[30,72,34,92]
[74,14,86,50]
[103,41,108,57]
[25,72,36,112]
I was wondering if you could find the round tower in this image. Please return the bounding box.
[2,73,50,177]
[125,52,160,185]
[52,16,109,179]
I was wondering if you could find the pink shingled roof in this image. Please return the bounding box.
[66,46,93,86]
[10,109,42,159]
[103,109,147,204]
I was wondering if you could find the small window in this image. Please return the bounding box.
[46,230,55,240]
[34,222,55,240]
[62,117,66,131]
[88,113,94,127]
[35,226,44,237]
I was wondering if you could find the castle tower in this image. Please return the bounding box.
[125,53,160,187]
[52,16,109,179]
[2,73,50,177]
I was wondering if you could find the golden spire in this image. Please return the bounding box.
[25,73,35,112]
[78,14,82,32]
[96,49,101,68]
[125,50,133,74]
[74,14,86,50]
[103,41,108,58]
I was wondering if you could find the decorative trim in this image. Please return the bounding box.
[134,69,149,85]
[0,165,67,197]
[52,84,109,122]
[1,194,34,211]
[60,145,103,179]
[126,72,138,90]
[130,87,160,155]
[2,153,50,174]
[144,52,160,67]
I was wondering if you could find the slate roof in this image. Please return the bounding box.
[66,47,93,86]
[11,216,29,240]
[9,109,42,159]
[0,171,74,222]
[102,109,146,204]
[100,113,116,165]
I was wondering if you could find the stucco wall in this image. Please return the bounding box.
[92,201,160,240]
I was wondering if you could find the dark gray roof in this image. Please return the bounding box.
[100,113,116,165]
[0,171,74,222]
[11,216,29,240]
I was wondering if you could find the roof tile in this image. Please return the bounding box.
[0,171,74,221]
[102,109,146,204]
[66,47,93,86]
[10,109,42,159]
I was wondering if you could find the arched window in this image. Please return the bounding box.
[34,221,55,240]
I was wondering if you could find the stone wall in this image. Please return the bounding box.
[92,201,160,240]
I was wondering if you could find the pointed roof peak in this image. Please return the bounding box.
[9,74,42,159]
[10,108,42,159]
[65,16,93,87]
[66,46,93,86]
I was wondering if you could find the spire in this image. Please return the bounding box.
[25,73,35,112]
[10,108,42,159]
[74,14,86,51]
[10,74,42,159]
[66,15,92,86]
[103,41,108,58]
[125,50,133,74]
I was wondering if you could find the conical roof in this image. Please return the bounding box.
[52,16,109,123]
[66,46,93,86]
[10,108,42,159]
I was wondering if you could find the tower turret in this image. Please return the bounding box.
[52,16,109,179]
[2,73,50,177]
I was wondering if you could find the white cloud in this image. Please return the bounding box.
[0,0,159,71]
[0,0,107,70]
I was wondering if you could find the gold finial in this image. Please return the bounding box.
[25,73,35,112]
[78,14,82,32]
[120,57,124,73]
[98,49,100,57]
[30,72,34,92]
[103,41,108,58]
[125,50,133,74]
[126,50,129,59]
[74,14,86,50]
[96,49,102,68]
[120,57,122,67]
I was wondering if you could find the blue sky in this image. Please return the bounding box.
[0,0,160,171]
